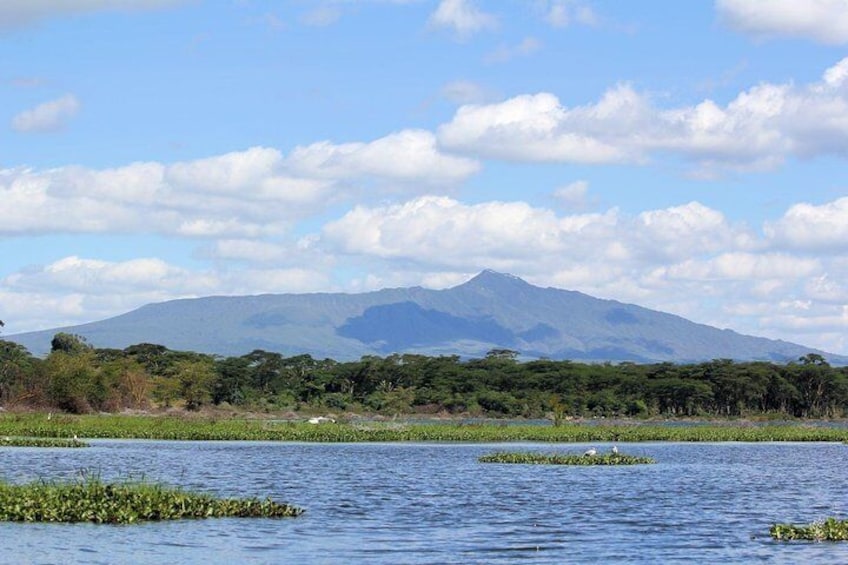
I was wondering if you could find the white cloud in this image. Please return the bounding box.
[717,0,848,44]
[437,58,848,173]
[0,0,185,30]
[438,92,631,163]
[542,0,598,28]
[0,134,477,238]
[764,196,848,250]
[429,0,498,37]
[485,37,542,63]
[11,94,80,133]
[0,255,331,332]
[659,253,821,281]
[319,196,745,270]
[440,80,494,104]
[552,180,589,209]
[286,129,479,185]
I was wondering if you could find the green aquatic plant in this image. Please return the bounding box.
[0,413,847,443]
[0,436,88,448]
[0,477,303,523]
[770,517,848,541]
[478,451,656,465]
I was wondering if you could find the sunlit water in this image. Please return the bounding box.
[1,441,846,564]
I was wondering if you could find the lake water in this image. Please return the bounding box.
[1,441,847,564]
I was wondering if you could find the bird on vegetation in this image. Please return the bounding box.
[611,445,618,455]
[584,448,597,457]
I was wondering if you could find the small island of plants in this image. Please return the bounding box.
[0,477,303,523]
[770,517,848,541]
[478,450,656,465]
[0,436,88,448]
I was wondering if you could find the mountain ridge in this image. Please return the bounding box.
[6,270,844,364]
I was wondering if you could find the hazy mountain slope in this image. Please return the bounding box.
[6,270,844,364]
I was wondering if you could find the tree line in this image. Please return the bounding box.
[0,332,846,419]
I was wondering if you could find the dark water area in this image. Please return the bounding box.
[1,441,847,564]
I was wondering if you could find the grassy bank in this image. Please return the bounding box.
[0,477,303,523]
[1,413,847,442]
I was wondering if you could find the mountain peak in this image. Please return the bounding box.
[465,270,528,287]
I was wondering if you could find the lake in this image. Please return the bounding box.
[1,441,846,563]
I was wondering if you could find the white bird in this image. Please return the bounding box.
[611,445,619,455]
[584,448,597,457]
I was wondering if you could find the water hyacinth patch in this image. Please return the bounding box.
[1,413,848,443]
[478,451,656,465]
[770,518,848,541]
[0,478,303,523]
[0,436,88,448]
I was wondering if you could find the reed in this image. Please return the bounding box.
[770,517,848,541]
[0,413,846,443]
[0,477,303,523]
[0,436,88,448]
[478,451,656,465]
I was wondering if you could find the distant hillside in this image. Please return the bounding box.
[6,270,845,364]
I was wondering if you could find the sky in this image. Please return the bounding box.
[1,0,848,355]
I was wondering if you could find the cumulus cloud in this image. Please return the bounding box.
[0,0,185,30]
[0,134,478,238]
[438,92,631,163]
[11,94,80,133]
[437,58,848,173]
[764,196,848,250]
[286,129,479,185]
[717,0,848,44]
[318,196,745,270]
[429,0,498,37]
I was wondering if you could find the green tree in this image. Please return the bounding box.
[0,340,42,406]
[43,351,100,413]
[172,359,215,410]
[50,332,92,355]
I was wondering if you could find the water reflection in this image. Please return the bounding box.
[1,441,847,564]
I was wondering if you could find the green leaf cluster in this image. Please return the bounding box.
[478,451,656,465]
[0,477,303,523]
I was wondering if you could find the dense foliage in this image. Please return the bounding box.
[0,477,303,523]
[0,436,87,448]
[770,518,848,541]
[1,335,847,419]
[478,451,656,465]
[2,415,847,442]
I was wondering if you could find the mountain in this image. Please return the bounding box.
[6,270,845,364]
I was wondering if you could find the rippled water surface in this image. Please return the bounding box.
[1,441,847,564]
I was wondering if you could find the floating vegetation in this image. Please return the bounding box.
[0,413,847,443]
[0,477,303,524]
[478,451,656,465]
[0,436,88,448]
[770,518,848,541]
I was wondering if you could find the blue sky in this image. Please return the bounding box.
[2,0,848,355]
